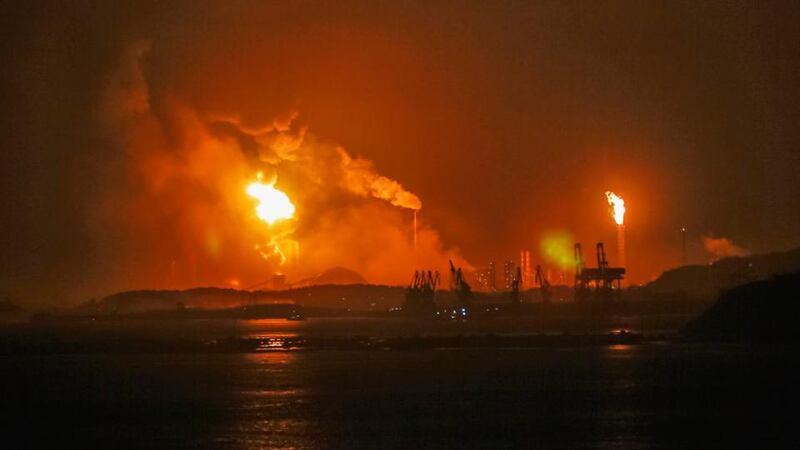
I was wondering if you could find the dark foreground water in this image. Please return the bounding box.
[2,319,799,448]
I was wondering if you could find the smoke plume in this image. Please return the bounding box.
[338,149,422,210]
[703,236,751,260]
[90,41,465,292]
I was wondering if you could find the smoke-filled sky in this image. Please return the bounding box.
[2,1,799,305]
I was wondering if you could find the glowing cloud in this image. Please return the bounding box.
[703,236,750,259]
[541,230,574,270]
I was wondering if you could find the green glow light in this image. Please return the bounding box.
[540,230,574,270]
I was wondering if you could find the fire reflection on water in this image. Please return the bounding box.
[233,351,311,449]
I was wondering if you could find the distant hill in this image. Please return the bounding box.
[683,272,800,342]
[96,287,275,313]
[291,266,367,288]
[95,284,405,314]
[82,247,800,315]
[637,247,800,302]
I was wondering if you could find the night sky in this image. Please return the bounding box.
[2,1,799,305]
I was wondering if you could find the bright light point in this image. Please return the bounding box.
[605,191,626,225]
[247,180,295,224]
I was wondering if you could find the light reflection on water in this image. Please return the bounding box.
[252,337,296,352]
[245,350,298,365]
[226,351,314,449]
[5,342,797,449]
[233,316,679,340]
[4,317,796,448]
[606,344,636,355]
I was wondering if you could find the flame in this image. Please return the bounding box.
[247,173,295,224]
[247,173,297,267]
[605,191,626,225]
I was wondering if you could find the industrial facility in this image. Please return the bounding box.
[574,242,626,302]
[403,270,440,314]
[400,192,631,316]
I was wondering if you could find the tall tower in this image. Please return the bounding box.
[616,224,626,268]
[519,250,532,288]
[503,260,515,290]
[487,261,497,292]
[605,191,626,268]
[681,227,687,266]
[413,210,418,252]
[525,251,532,286]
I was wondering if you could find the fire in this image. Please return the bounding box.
[247,173,297,267]
[246,174,295,224]
[605,191,626,226]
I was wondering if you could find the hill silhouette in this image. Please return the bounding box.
[684,272,800,342]
[92,284,404,314]
[637,247,800,302]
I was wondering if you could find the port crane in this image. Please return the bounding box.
[535,264,551,303]
[403,270,440,314]
[573,242,625,302]
[574,243,589,302]
[449,260,473,315]
[509,265,522,305]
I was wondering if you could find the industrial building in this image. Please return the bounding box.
[503,260,515,290]
[574,242,625,302]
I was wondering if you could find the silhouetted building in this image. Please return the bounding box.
[487,260,496,291]
[520,250,532,288]
[473,260,497,292]
[503,260,515,290]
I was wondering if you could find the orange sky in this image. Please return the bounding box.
[2,1,799,304]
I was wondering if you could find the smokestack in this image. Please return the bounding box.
[413,210,418,252]
[525,250,531,287]
[520,250,531,288]
[681,227,687,266]
[605,191,626,269]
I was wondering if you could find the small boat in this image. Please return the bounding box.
[286,312,305,321]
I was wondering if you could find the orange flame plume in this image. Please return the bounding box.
[247,173,295,224]
[605,191,626,268]
[605,191,626,226]
[247,172,297,266]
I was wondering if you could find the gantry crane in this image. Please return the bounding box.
[449,260,473,315]
[404,269,440,314]
[573,241,625,302]
[535,264,551,304]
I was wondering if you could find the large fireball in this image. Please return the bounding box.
[247,174,295,224]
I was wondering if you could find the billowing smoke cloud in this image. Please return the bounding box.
[209,117,421,211]
[91,41,465,291]
[337,149,422,210]
[703,236,751,260]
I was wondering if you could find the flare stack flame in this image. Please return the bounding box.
[605,191,626,226]
[605,191,626,268]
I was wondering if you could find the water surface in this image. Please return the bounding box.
[4,327,798,449]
